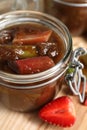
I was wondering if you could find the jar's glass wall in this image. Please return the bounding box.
[14,0,39,11]
[43,0,87,36]
[0,0,39,14]
[61,0,87,3]
[0,11,72,112]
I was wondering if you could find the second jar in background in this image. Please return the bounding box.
[44,0,87,36]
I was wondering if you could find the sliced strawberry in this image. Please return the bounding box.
[13,30,52,45]
[39,96,76,127]
[8,56,55,74]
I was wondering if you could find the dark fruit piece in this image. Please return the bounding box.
[0,30,14,44]
[37,42,58,58]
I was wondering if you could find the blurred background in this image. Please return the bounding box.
[3,0,87,36]
[1,0,87,36]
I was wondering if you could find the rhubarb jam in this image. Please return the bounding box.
[0,23,66,74]
[0,11,72,112]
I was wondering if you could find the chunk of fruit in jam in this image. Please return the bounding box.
[0,23,65,74]
[8,56,55,74]
[0,45,38,61]
[13,30,52,45]
[0,30,14,44]
[37,42,58,58]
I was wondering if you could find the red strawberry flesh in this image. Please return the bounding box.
[8,56,55,74]
[39,96,76,127]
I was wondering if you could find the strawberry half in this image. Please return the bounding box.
[8,56,55,74]
[13,30,52,44]
[39,96,76,127]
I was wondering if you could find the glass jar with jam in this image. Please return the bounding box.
[44,0,87,36]
[0,11,86,112]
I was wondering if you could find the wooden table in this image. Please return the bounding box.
[0,36,87,130]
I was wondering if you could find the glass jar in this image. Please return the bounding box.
[0,0,39,14]
[0,11,86,112]
[43,0,87,36]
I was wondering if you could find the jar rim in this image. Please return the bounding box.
[0,11,72,88]
[54,0,87,7]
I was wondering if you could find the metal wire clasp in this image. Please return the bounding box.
[66,47,87,103]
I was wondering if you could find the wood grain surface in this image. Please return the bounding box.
[0,36,87,130]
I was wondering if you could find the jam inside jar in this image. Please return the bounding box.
[43,0,87,36]
[0,11,82,112]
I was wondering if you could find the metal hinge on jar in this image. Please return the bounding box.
[66,47,87,103]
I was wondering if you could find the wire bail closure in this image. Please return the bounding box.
[66,47,87,103]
